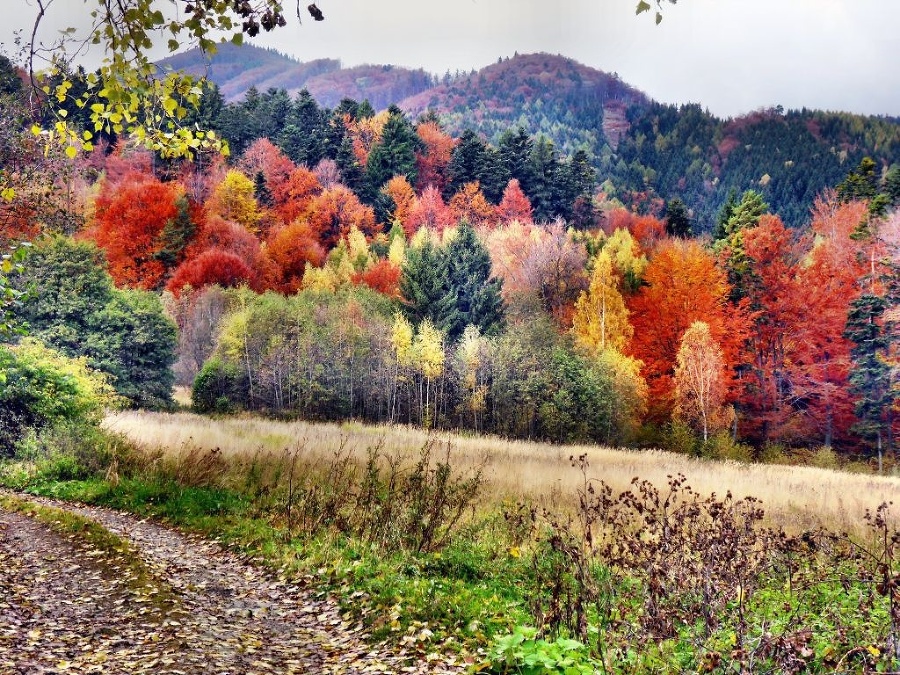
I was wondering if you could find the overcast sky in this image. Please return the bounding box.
[4,0,899,119]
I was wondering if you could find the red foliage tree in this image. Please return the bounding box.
[186,214,261,266]
[238,138,295,194]
[89,171,182,289]
[352,258,402,298]
[166,248,253,296]
[406,185,454,235]
[740,214,805,442]
[627,239,748,421]
[497,178,533,224]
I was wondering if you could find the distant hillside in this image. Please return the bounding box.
[609,103,900,227]
[158,46,900,229]
[157,43,435,110]
[399,53,649,155]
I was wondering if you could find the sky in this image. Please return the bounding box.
[4,0,900,119]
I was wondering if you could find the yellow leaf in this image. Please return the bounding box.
[65,146,78,159]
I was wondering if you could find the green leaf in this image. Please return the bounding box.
[231,32,243,46]
[636,0,652,15]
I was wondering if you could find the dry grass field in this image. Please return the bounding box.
[105,410,900,536]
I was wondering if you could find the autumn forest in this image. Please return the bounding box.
[1,48,899,461]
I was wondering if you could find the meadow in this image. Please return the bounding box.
[106,409,900,537]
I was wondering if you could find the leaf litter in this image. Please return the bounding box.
[0,492,465,674]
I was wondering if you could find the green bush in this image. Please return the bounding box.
[0,339,119,457]
[702,432,754,462]
[10,236,177,409]
[662,420,699,456]
[192,358,244,413]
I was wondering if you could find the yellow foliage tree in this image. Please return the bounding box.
[206,170,260,231]
[572,250,634,355]
[597,348,648,440]
[603,227,648,293]
[413,319,445,428]
[302,240,354,292]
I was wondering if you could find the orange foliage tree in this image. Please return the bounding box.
[449,181,495,228]
[627,239,747,421]
[415,121,456,193]
[497,178,533,224]
[271,166,322,225]
[266,220,326,293]
[89,171,182,289]
[304,186,378,249]
[381,175,416,233]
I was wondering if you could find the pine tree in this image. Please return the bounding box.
[664,198,692,237]
[399,239,448,326]
[365,105,421,194]
[279,89,326,166]
[845,293,895,463]
[439,222,505,340]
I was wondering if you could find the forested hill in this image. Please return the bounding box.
[160,45,900,229]
[610,104,900,227]
[156,43,436,110]
[398,53,649,156]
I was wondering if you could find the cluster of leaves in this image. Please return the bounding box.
[25,0,305,158]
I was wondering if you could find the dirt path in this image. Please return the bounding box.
[0,493,465,674]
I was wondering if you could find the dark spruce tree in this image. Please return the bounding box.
[664,198,693,237]
[844,292,895,464]
[399,239,449,327]
[279,89,326,166]
[365,105,421,195]
[438,222,505,340]
[498,127,536,196]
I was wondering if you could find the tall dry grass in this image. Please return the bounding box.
[104,411,900,535]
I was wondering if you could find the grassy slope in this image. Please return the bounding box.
[106,410,900,536]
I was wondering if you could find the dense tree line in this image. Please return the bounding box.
[1,53,897,457]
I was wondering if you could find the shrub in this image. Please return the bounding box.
[192,358,244,413]
[702,431,754,462]
[0,339,119,457]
